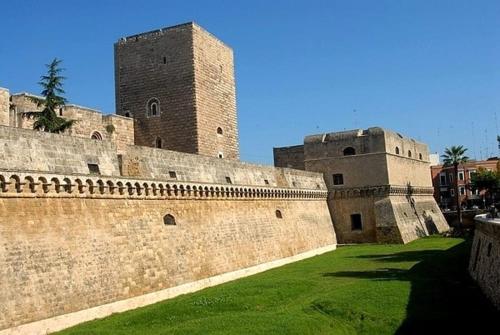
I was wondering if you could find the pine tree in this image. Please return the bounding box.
[23,58,75,133]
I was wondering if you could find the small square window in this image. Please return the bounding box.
[333,174,344,185]
[351,214,362,231]
[264,179,269,185]
[168,171,177,179]
[225,176,232,184]
[88,164,100,175]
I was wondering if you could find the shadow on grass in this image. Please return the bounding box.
[324,240,498,334]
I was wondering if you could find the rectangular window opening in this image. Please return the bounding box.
[168,171,177,179]
[88,163,100,175]
[351,214,362,231]
[333,173,344,185]
[225,176,232,184]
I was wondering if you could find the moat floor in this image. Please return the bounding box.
[57,237,497,335]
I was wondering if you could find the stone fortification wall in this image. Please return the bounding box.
[303,127,386,159]
[273,145,305,170]
[374,193,448,243]
[0,88,8,126]
[273,127,447,244]
[469,215,500,310]
[115,22,240,160]
[8,93,134,152]
[192,24,239,160]
[329,186,448,243]
[385,154,433,187]
[0,126,120,176]
[0,169,335,333]
[121,145,326,190]
[383,129,429,161]
[115,23,198,153]
[306,152,389,188]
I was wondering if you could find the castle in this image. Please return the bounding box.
[274,128,449,243]
[0,22,446,334]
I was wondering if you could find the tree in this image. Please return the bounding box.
[441,145,469,228]
[23,58,75,133]
[471,167,499,203]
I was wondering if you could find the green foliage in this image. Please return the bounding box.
[441,145,469,167]
[57,237,497,335]
[471,167,499,194]
[23,58,75,133]
[105,124,116,134]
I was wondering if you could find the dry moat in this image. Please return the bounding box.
[56,237,497,335]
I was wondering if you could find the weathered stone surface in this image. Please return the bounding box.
[274,127,449,243]
[114,22,239,160]
[469,215,500,310]
[8,93,134,154]
[0,126,121,176]
[0,88,8,127]
[0,181,335,331]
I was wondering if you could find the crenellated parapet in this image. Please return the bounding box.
[331,185,435,199]
[0,170,328,200]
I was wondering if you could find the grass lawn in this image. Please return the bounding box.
[57,237,497,334]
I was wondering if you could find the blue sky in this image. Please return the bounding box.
[1,0,499,164]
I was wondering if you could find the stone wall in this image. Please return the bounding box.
[273,145,305,170]
[385,154,433,187]
[121,145,326,190]
[0,88,8,126]
[114,22,240,159]
[469,215,500,310]
[329,186,448,243]
[0,169,336,332]
[115,23,198,153]
[192,24,239,160]
[274,127,447,243]
[374,194,448,243]
[8,93,134,153]
[0,126,121,176]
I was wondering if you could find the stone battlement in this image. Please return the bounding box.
[0,170,327,200]
[330,185,435,199]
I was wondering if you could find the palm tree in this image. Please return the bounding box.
[441,145,469,228]
[23,58,75,133]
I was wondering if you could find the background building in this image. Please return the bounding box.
[430,158,499,209]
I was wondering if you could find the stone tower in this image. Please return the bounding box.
[114,22,239,160]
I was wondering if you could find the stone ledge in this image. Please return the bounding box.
[0,170,328,201]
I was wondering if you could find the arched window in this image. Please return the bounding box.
[408,150,412,158]
[217,127,223,135]
[419,153,423,160]
[275,210,283,219]
[146,98,160,117]
[343,147,356,156]
[395,147,400,155]
[163,214,176,225]
[155,137,162,149]
[91,131,102,140]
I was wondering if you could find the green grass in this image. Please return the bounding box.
[57,237,497,335]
